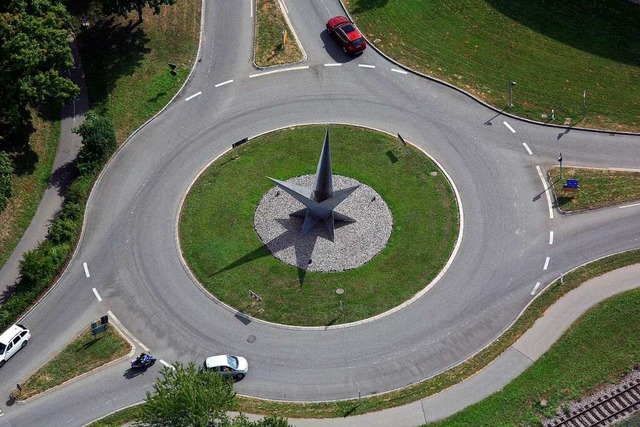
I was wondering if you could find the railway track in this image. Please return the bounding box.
[548,378,640,426]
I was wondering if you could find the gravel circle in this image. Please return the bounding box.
[254,175,393,272]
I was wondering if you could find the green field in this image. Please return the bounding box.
[179,125,459,326]
[348,0,640,132]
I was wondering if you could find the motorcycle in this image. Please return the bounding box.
[131,353,156,369]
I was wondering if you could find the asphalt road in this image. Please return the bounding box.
[1,0,640,425]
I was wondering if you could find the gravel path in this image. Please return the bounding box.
[254,175,393,272]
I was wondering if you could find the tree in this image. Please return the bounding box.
[0,0,79,137]
[141,362,290,427]
[99,0,177,23]
[0,151,13,212]
[73,111,116,175]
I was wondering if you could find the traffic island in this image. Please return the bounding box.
[179,125,459,326]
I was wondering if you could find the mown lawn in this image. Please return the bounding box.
[347,0,640,132]
[180,125,458,326]
[550,166,640,212]
[20,326,130,399]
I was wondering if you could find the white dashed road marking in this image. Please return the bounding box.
[530,282,541,296]
[324,63,342,67]
[549,231,554,245]
[391,68,408,74]
[185,91,202,101]
[249,66,309,78]
[83,262,90,278]
[92,288,102,302]
[620,202,640,209]
[543,257,550,271]
[503,121,516,133]
[535,165,554,219]
[214,80,233,88]
[160,359,175,370]
[522,143,533,155]
[358,64,376,69]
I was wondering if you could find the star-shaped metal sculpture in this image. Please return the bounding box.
[268,129,359,241]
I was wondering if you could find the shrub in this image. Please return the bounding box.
[0,151,13,212]
[73,112,116,175]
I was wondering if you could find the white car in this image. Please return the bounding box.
[204,355,248,380]
[0,324,31,368]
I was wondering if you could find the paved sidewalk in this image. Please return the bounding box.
[0,39,88,303]
[281,263,640,426]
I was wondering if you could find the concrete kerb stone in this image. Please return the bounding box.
[174,122,463,332]
[82,401,145,427]
[337,1,640,138]
[15,319,135,405]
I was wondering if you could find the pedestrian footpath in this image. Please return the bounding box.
[0,38,88,303]
[281,263,640,426]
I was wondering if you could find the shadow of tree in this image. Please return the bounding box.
[78,17,151,109]
[0,113,38,176]
[485,0,640,66]
[351,0,389,14]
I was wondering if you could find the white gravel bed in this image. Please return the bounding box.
[254,175,393,272]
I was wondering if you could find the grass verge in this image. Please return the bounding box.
[347,0,640,132]
[179,125,459,326]
[430,288,640,426]
[550,166,640,212]
[254,0,303,67]
[0,113,60,269]
[87,404,143,427]
[19,325,130,400]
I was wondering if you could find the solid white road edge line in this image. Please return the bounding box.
[92,288,102,302]
[358,64,376,68]
[530,282,541,296]
[249,66,309,78]
[160,359,175,370]
[107,310,150,352]
[620,202,640,209]
[522,142,533,155]
[250,0,253,18]
[391,68,408,74]
[324,63,342,67]
[535,165,554,219]
[549,231,554,245]
[83,262,90,278]
[543,256,550,271]
[214,80,233,88]
[503,121,516,133]
[185,91,202,101]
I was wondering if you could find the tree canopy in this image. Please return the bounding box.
[98,0,177,23]
[0,151,13,212]
[0,0,79,137]
[141,362,290,427]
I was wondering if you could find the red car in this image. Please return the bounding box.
[326,16,367,54]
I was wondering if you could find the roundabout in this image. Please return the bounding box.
[179,125,459,326]
[2,1,640,425]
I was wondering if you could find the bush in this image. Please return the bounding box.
[73,111,116,175]
[0,151,13,212]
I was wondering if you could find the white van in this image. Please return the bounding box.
[0,324,31,367]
